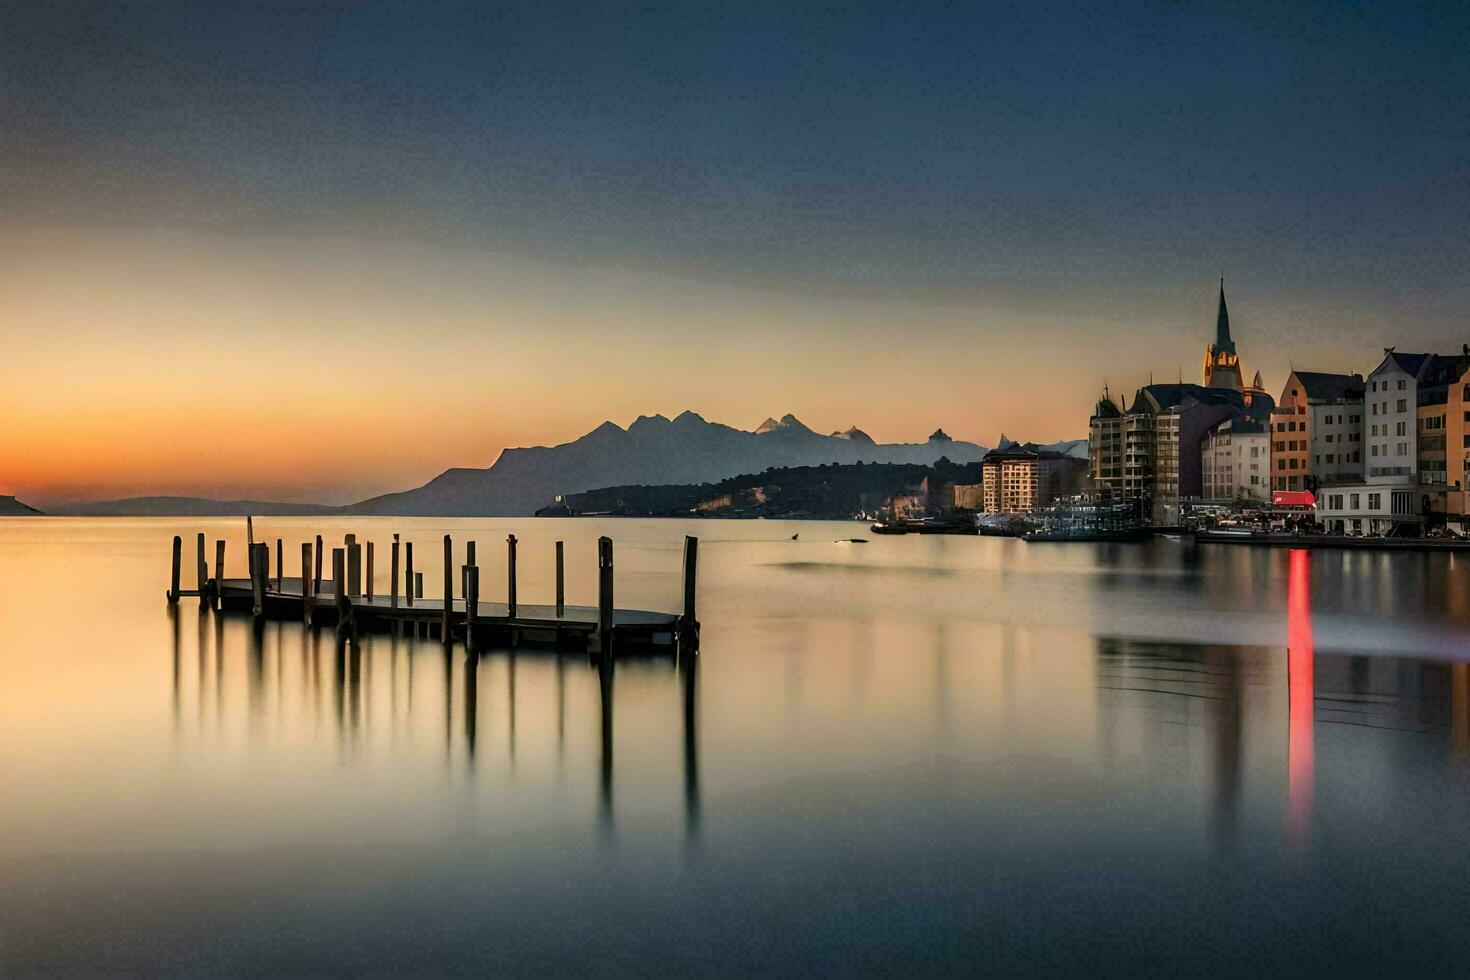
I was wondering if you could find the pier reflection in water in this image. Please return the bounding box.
[163,608,701,843]
[12,519,1470,973]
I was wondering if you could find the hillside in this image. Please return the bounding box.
[346,411,991,516]
[538,458,988,519]
[52,497,341,517]
[0,495,44,516]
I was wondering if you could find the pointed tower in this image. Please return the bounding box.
[1203,278,1244,391]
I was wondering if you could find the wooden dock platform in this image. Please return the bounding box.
[166,528,699,656]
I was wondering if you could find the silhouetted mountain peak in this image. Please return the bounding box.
[672,410,706,425]
[831,426,875,444]
[929,428,953,442]
[628,413,671,432]
[756,414,812,435]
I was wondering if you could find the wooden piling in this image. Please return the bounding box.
[301,541,313,624]
[313,534,324,596]
[250,542,266,619]
[596,536,614,656]
[196,533,209,606]
[275,538,283,592]
[333,547,353,638]
[442,534,453,640]
[168,535,182,603]
[346,534,361,597]
[366,542,375,600]
[507,533,518,618]
[465,564,479,652]
[680,535,700,654]
[555,540,565,617]
[415,571,424,599]
[213,539,225,609]
[406,542,415,607]
[463,540,476,606]
[390,539,400,609]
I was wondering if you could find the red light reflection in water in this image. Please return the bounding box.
[1287,548,1314,845]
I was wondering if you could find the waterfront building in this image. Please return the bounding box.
[1088,392,1124,496]
[1201,416,1269,503]
[1267,371,1366,493]
[1312,350,1470,534]
[1088,383,1268,524]
[980,444,1087,515]
[952,483,983,512]
[1364,349,1432,484]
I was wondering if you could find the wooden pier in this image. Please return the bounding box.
[166,530,700,656]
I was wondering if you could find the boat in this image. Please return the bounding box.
[869,517,979,536]
[1022,525,1154,543]
[1021,498,1152,543]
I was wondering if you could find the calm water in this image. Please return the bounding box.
[6,517,1470,974]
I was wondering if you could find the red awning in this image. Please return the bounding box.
[1272,490,1317,508]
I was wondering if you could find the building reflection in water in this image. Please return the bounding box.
[1286,548,1314,846]
[169,615,701,841]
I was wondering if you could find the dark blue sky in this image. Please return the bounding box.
[5,1,1468,306]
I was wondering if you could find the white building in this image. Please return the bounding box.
[1316,485,1425,535]
[1200,417,1269,503]
[1315,350,1438,533]
[1364,349,1429,483]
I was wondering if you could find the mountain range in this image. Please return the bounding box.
[33,412,1085,517]
[345,412,992,516]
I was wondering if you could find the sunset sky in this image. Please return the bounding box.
[3,2,1468,505]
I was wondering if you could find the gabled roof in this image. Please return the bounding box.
[1291,371,1365,403]
[1371,350,1432,378]
[1128,383,1245,415]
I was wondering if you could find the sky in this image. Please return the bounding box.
[2,2,1468,504]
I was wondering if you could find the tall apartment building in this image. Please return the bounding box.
[1267,371,1365,493]
[1365,350,1431,483]
[980,445,1087,514]
[1201,417,1269,502]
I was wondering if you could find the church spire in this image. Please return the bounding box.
[1215,277,1235,354]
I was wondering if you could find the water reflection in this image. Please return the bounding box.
[1287,548,1314,845]
[165,607,699,837]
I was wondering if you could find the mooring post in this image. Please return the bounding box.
[314,534,324,596]
[442,534,453,641]
[555,540,565,618]
[680,535,700,654]
[465,563,479,652]
[168,534,182,603]
[415,571,424,599]
[596,536,614,656]
[195,532,208,606]
[406,542,415,607]
[346,533,361,597]
[507,534,518,618]
[251,542,266,619]
[213,539,225,609]
[390,537,400,609]
[275,538,283,592]
[463,540,476,606]
[247,514,254,547]
[302,541,313,624]
[333,547,354,639]
[366,542,375,600]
